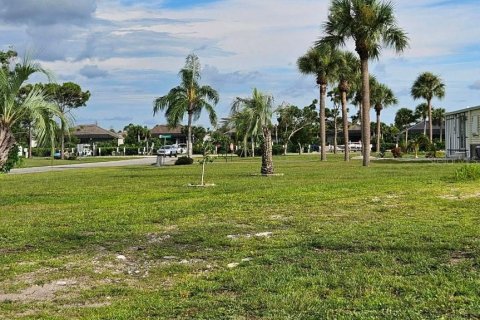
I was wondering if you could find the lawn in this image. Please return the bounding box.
[16,156,144,168]
[0,155,479,319]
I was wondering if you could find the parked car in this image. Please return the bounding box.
[176,143,187,155]
[157,145,178,157]
[53,151,61,159]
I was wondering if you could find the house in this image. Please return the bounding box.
[445,106,480,159]
[72,124,124,146]
[400,121,444,140]
[150,125,186,144]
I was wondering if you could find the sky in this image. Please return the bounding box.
[1,0,479,131]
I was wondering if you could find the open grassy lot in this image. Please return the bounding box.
[17,156,144,168]
[1,155,479,319]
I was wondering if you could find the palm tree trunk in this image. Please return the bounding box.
[440,120,443,143]
[376,109,381,153]
[61,122,65,160]
[428,99,433,143]
[0,122,16,168]
[333,116,338,154]
[261,126,274,174]
[319,84,327,161]
[361,58,371,166]
[187,109,193,158]
[423,118,427,135]
[341,91,349,162]
[28,123,32,158]
[251,139,255,157]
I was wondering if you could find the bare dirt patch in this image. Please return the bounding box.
[0,279,77,302]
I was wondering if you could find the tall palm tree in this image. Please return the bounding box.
[232,89,274,174]
[153,54,219,158]
[371,82,398,153]
[411,72,445,143]
[414,103,429,135]
[0,57,62,168]
[336,50,360,161]
[297,44,340,161]
[432,107,446,143]
[320,0,409,166]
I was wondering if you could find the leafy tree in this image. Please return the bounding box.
[432,107,446,143]
[371,82,397,152]
[336,50,360,161]
[320,0,408,166]
[0,49,17,70]
[411,72,445,142]
[123,123,151,146]
[326,89,342,153]
[232,89,275,174]
[41,82,90,159]
[277,101,317,155]
[414,102,429,135]
[0,56,64,169]
[394,107,416,143]
[154,54,219,158]
[297,44,341,161]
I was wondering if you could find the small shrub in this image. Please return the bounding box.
[391,147,402,158]
[175,156,194,165]
[1,145,22,173]
[454,165,480,181]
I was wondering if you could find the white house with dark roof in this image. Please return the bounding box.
[445,106,480,160]
[72,124,124,146]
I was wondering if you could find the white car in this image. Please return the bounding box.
[157,145,178,157]
[176,143,187,155]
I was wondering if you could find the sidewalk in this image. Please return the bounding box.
[9,156,176,175]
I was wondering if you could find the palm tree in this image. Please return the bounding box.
[432,107,446,143]
[336,50,360,161]
[411,72,445,143]
[320,0,409,166]
[232,89,274,174]
[0,57,62,168]
[414,103,429,135]
[153,54,219,158]
[297,44,340,161]
[371,82,398,153]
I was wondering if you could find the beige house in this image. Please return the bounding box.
[445,106,480,159]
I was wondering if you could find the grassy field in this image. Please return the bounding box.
[16,156,143,168]
[1,155,479,319]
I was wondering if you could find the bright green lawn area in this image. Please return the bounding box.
[17,156,143,168]
[1,155,479,319]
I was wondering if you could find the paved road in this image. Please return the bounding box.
[9,156,177,175]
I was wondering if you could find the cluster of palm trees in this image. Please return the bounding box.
[153,54,276,174]
[297,0,409,167]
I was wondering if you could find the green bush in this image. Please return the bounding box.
[454,165,480,181]
[32,147,51,157]
[1,145,22,173]
[175,156,194,165]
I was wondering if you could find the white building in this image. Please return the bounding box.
[445,106,480,159]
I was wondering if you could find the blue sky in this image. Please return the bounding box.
[0,0,479,131]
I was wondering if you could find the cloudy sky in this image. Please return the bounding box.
[1,0,479,130]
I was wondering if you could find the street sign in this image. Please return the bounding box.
[159,134,172,139]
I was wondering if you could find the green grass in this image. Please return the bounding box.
[17,156,143,168]
[1,154,479,319]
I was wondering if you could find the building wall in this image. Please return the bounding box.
[446,107,480,159]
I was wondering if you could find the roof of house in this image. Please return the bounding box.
[150,125,184,135]
[446,105,480,115]
[72,124,122,139]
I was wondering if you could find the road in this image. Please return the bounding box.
[8,156,177,175]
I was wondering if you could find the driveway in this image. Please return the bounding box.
[9,156,177,175]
